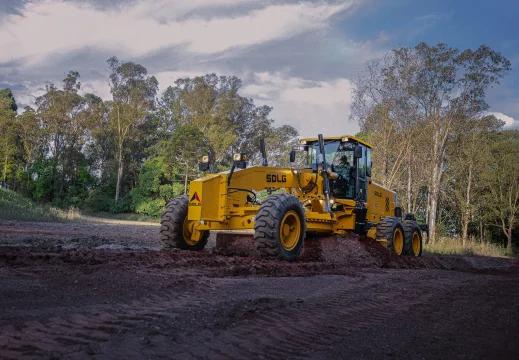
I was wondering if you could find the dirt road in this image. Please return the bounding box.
[0,219,518,359]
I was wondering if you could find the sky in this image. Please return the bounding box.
[0,0,518,137]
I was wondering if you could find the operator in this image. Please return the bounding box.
[331,154,352,198]
[334,154,351,177]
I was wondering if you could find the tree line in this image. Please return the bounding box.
[0,57,298,217]
[351,42,517,249]
[0,42,517,248]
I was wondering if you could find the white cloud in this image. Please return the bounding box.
[129,0,262,20]
[242,72,359,137]
[0,0,354,64]
[1,0,366,134]
[154,70,208,92]
[81,79,112,101]
[487,112,519,129]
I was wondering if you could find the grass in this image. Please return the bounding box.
[0,189,159,224]
[82,211,160,223]
[423,237,516,258]
[0,188,81,222]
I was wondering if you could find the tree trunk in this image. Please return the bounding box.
[425,188,430,232]
[461,163,473,247]
[429,194,438,243]
[428,161,440,243]
[461,216,469,248]
[184,161,189,195]
[12,154,18,191]
[407,154,412,213]
[479,215,483,244]
[115,144,124,202]
[506,225,513,249]
[3,152,7,184]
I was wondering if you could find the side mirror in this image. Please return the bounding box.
[289,150,296,163]
[199,155,210,172]
[354,145,363,159]
[233,153,247,169]
[199,162,209,171]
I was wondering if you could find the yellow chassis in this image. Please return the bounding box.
[185,166,396,248]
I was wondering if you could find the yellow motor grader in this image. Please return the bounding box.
[160,134,427,261]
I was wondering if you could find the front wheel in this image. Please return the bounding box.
[160,195,209,251]
[254,193,306,261]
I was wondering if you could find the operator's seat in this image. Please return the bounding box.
[331,155,351,199]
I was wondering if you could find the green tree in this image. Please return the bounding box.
[352,43,511,242]
[106,56,158,202]
[446,115,503,246]
[482,130,519,249]
[413,43,510,243]
[34,71,96,204]
[0,88,18,186]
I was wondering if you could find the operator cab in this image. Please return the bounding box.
[298,136,372,202]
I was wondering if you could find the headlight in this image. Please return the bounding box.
[300,140,307,145]
[233,153,241,161]
[201,156,209,163]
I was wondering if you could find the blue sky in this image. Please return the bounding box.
[343,0,519,127]
[0,0,518,135]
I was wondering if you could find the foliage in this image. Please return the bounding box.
[0,188,80,222]
[131,157,171,217]
[106,56,159,202]
[351,42,513,246]
[84,188,116,213]
[481,130,519,249]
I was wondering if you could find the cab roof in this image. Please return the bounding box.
[298,135,373,149]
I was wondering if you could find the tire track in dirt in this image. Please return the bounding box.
[1,269,514,359]
[0,283,220,359]
[160,283,439,360]
[0,275,437,360]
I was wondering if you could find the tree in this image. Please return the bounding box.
[32,71,102,205]
[155,74,293,171]
[351,49,425,196]
[351,43,511,243]
[106,57,158,202]
[482,130,519,249]
[16,107,40,171]
[413,43,510,243]
[0,88,18,186]
[447,115,502,246]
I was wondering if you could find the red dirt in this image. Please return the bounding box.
[1,219,518,359]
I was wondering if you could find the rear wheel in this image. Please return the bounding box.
[160,195,209,251]
[376,216,405,255]
[403,220,422,256]
[254,193,306,261]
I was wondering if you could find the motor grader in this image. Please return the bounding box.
[160,134,427,261]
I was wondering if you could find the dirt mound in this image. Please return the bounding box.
[209,233,517,274]
[1,233,515,278]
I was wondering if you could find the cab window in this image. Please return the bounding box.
[359,147,366,179]
[366,148,372,177]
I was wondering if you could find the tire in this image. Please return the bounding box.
[403,220,422,256]
[376,216,405,255]
[254,193,306,261]
[160,195,209,251]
